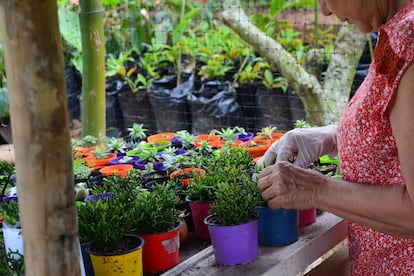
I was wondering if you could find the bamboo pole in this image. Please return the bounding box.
[0,1,81,275]
[79,0,106,141]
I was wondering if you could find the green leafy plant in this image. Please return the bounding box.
[90,147,111,160]
[185,173,218,202]
[294,119,313,128]
[186,147,256,202]
[175,130,195,149]
[0,160,16,198]
[82,135,98,147]
[1,200,19,226]
[209,173,262,226]
[261,68,288,92]
[102,136,127,154]
[256,125,279,140]
[209,126,245,141]
[105,48,150,93]
[129,181,180,234]
[76,179,136,253]
[198,55,234,81]
[211,147,256,176]
[276,27,310,63]
[127,123,148,142]
[72,158,91,181]
[232,57,263,87]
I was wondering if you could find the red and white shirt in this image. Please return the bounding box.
[337,0,414,275]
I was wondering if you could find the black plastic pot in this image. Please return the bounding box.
[188,80,244,135]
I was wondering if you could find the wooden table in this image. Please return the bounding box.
[162,212,347,276]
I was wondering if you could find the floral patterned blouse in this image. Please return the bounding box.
[337,1,414,275]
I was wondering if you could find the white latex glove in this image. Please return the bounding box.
[257,125,338,168]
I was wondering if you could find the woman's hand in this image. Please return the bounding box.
[257,125,338,168]
[257,161,328,210]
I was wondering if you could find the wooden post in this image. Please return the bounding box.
[0,1,81,275]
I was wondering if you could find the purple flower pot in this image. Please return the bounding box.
[237,132,254,142]
[204,214,258,266]
[134,159,166,172]
[170,136,182,147]
[110,155,141,168]
[84,192,113,202]
[2,195,18,203]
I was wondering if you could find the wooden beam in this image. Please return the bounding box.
[0,1,81,275]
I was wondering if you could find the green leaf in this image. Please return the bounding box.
[172,8,202,45]
[58,8,82,52]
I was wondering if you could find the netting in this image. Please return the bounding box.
[59,0,375,139]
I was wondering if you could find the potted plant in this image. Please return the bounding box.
[169,167,206,187]
[77,179,145,276]
[238,139,272,159]
[101,136,128,156]
[126,123,148,144]
[253,125,284,143]
[83,146,117,169]
[185,171,219,240]
[146,132,176,143]
[204,170,262,266]
[209,126,245,142]
[171,130,195,149]
[255,192,299,247]
[128,181,182,274]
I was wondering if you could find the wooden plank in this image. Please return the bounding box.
[162,212,347,276]
[305,240,349,276]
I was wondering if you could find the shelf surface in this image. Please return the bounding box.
[162,212,347,276]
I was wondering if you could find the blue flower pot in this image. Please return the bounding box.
[255,206,299,246]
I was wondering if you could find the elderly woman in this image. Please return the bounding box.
[257,0,414,274]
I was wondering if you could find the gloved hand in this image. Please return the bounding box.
[257,125,338,168]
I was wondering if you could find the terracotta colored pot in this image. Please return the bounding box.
[83,153,117,168]
[253,132,284,143]
[193,134,221,148]
[99,164,133,178]
[147,132,176,143]
[239,140,272,158]
[169,167,206,186]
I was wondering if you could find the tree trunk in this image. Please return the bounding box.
[79,0,106,141]
[0,1,81,275]
[222,0,367,125]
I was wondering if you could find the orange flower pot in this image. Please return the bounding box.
[194,134,221,147]
[99,164,134,178]
[83,153,117,168]
[147,132,176,143]
[253,132,284,143]
[207,140,225,149]
[239,140,272,159]
[169,167,206,186]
